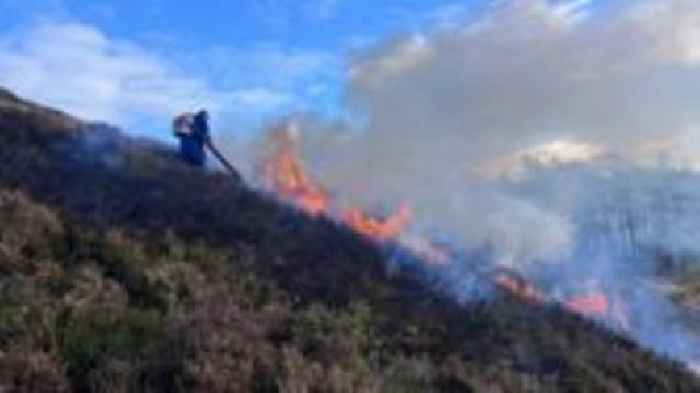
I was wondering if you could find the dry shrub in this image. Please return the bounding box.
[0,350,70,393]
[276,347,381,393]
[0,191,63,274]
[1,89,700,393]
[63,264,128,313]
[176,286,279,393]
[83,358,133,393]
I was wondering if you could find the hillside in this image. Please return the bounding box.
[0,88,698,393]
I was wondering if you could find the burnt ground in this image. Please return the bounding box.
[0,88,698,392]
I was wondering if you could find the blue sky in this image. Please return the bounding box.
[0,0,492,139]
[2,1,484,48]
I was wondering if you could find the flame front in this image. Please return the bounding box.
[565,293,609,317]
[493,271,547,305]
[494,270,610,318]
[262,130,330,216]
[260,128,412,243]
[260,128,618,321]
[343,203,413,241]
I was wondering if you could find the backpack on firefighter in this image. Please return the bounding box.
[173,112,195,137]
[171,110,242,182]
[172,111,207,167]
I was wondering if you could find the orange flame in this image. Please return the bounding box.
[493,271,546,305]
[259,127,620,319]
[343,203,413,242]
[262,130,330,215]
[260,127,445,260]
[493,269,610,317]
[564,293,609,317]
[261,127,413,242]
[493,270,609,319]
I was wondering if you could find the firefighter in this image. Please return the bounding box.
[173,110,210,167]
[172,110,242,182]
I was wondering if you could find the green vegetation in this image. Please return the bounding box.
[0,88,699,392]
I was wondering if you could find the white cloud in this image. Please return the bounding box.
[477,140,607,178]
[0,21,300,133]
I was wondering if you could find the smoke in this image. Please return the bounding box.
[241,0,700,366]
[285,0,700,244]
[348,1,700,156]
[269,0,700,260]
[512,163,700,358]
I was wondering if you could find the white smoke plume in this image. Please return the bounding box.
[243,0,700,366]
[282,0,700,260]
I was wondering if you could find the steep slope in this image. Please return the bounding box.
[0,88,698,393]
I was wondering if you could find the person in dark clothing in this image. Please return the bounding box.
[177,110,210,167]
[172,109,242,181]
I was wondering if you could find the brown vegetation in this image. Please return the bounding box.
[0,88,699,392]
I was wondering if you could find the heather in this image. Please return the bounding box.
[1,88,699,392]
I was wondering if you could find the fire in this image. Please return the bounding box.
[260,127,413,243]
[565,293,609,317]
[343,203,413,242]
[261,129,330,215]
[493,269,610,318]
[260,126,416,242]
[493,270,546,305]
[256,126,455,265]
[260,127,617,321]
[257,125,637,333]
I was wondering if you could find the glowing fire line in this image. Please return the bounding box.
[260,128,611,319]
[493,270,609,317]
[260,128,415,243]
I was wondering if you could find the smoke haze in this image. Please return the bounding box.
[240,0,700,367]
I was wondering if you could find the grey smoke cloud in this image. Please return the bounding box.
[278,0,700,256]
[348,0,700,160]
[243,0,700,365]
